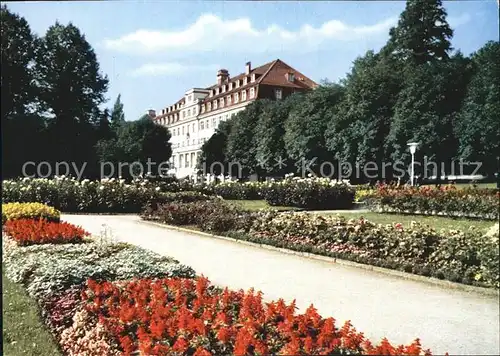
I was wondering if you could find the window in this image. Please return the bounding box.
[200,121,204,130]
[225,114,229,120]
[201,105,205,113]
[236,80,240,88]
[243,77,247,86]
[227,95,232,105]
[235,92,239,103]
[185,155,189,168]
[275,88,282,100]
[220,98,224,107]
[210,90,213,97]
[190,153,195,168]
[183,111,186,118]
[207,102,211,111]
[182,126,185,135]
[215,88,219,95]
[242,90,247,101]
[188,95,192,102]
[229,83,233,90]
[206,119,209,128]
[179,154,183,168]
[187,109,191,117]
[250,87,255,98]
[213,100,218,109]
[187,125,190,134]
[288,73,295,82]
[251,73,256,82]
[193,107,197,115]
[212,118,216,127]
[192,123,195,132]
[222,85,226,93]
[177,128,180,135]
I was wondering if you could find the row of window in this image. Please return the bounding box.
[171,138,207,149]
[202,88,256,114]
[170,113,237,137]
[172,152,200,169]
[159,88,282,127]
[210,74,256,97]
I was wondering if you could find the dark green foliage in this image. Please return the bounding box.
[455,41,500,175]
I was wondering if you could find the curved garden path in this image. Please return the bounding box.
[63,214,500,356]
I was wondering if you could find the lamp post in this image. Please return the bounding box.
[407,142,419,186]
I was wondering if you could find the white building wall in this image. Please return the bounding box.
[160,91,252,179]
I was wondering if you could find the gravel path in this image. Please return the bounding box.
[63,214,500,355]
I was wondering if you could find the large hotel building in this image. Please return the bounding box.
[151,59,318,178]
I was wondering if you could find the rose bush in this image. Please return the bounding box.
[367,184,499,220]
[2,177,215,213]
[259,176,355,210]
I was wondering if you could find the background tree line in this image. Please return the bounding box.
[1,5,171,179]
[199,0,499,183]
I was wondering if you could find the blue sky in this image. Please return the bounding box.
[7,1,499,121]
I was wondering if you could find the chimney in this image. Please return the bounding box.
[217,69,229,85]
[245,61,251,75]
[147,109,156,118]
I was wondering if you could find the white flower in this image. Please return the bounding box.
[155,187,161,191]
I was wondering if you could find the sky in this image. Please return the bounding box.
[6,1,499,121]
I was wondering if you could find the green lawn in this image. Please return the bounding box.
[227,199,495,232]
[2,268,61,356]
[227,199,298,211]
[324,211,495,232]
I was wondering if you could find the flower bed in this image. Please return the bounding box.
[77,276,432,356]
[2,177,214,213]
[2,213,435,355]
[143,201,499,289]
[2,202,61,223]
[3,218,90,245]
[366,185,499,220]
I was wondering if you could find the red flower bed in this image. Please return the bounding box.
[3,218,90,245]
[82,277,434,356]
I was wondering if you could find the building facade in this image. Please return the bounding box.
[152,59,318,178]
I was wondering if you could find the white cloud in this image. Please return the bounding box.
[130,62,219,77]
[104,14,398,55]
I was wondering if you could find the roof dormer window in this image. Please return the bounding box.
[222,85,226,93]
[243,77,247,86]
[251,73,256,82]
[229,82,233,90]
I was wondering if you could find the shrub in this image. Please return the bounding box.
[2,177,215,213]
[3,218,90,245]
[142,199,249,234]
[2,202,61,224]
[367,184,499,220]
[260,176,355,210]
[79,276,433,355]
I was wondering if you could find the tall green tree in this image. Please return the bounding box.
[226,100,272,177]
[387,53,472,181]
[198,119,234,176]
[284,84,344,175]
[255,94,303,176]
[35,22,109,173]
[385,0,453,65]
[98,116,172,178]
[1,6,46,178]
[1,5,39,121]
[110,94,125,131]
[455,41,500,176]
[325,51,403,181]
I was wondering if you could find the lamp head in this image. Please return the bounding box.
[407,142,418,154]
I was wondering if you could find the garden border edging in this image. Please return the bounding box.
[138,220,500,298]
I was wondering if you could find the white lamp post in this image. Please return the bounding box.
[407,142,419,186]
